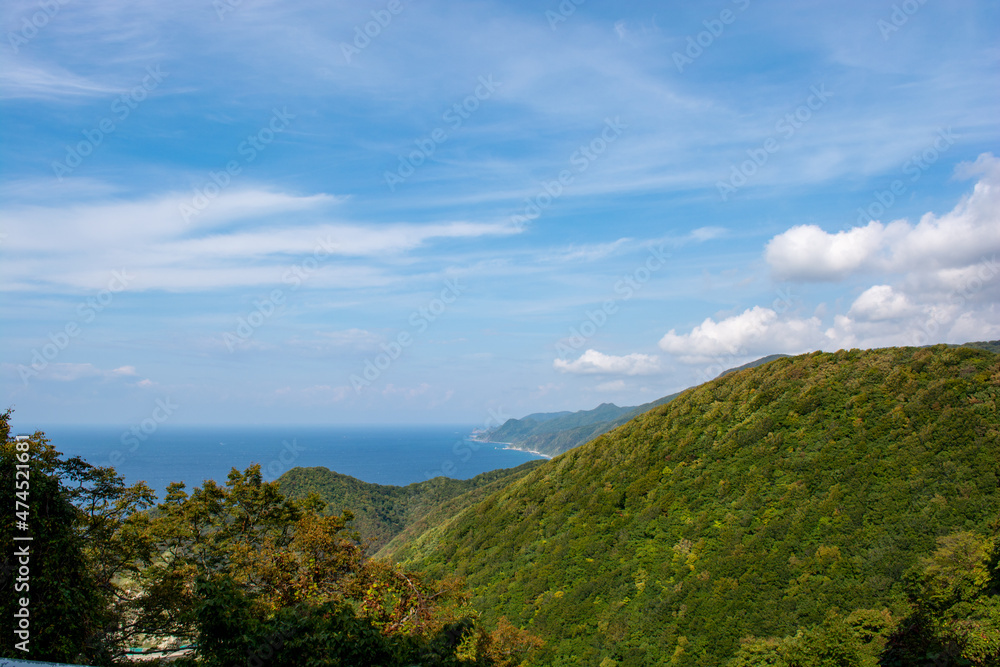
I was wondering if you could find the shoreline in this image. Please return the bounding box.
[470,435,552,460]
[503,444,552,459]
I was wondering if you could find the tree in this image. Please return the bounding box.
[2,412,542,665]
[140,463,542,664]
[1,409,156,664]
[882,530,1000,666]
[725,610,892,667]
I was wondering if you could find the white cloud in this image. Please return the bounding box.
[659,306,826,363]
[0,188,518,292]
[292,329,383,351]
[765,221,888,281]
[553,349,661,376]
[543,238,633,263]
[765,153,1000,282]
[6,361,146,383]
[689,227,727,243]
[947,306,1000,343]
[732,155,1000,355]
[0,62,121,100]
[848,285,915,321]
[662,243,999,370]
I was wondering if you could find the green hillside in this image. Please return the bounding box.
[390,346,1000,666]
[956,339,1000,354]
[483,403,635,443]
[519,410,575,423]
[483,355,788,458]
[482,393,680,457]
[277,459,545,552]
[717,352,790,377]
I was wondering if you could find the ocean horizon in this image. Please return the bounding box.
[28,424,545,499]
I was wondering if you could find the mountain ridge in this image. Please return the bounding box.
[479,393,683,457]
[389,344,1000,665]
[277,459,546,553]
[478,354,792,457]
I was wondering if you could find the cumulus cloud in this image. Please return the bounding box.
[697,154,1000,359]
[765,221,887,281]
[658,306,826,363]
[848,285,915,321]
[631,158,1000,383]
[659,265,999,373]
[553,349,661,376]
[765,153,1000,282]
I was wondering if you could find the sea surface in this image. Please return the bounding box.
[32,424,542,500]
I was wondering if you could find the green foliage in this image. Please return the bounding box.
[149,465,544,665]
[482,355,786,458]
[277,460,545,554]
[1,410,156,664]
[728,523,1000,667]
[716,354,791,378]
[727,609,895,667]
[390,346,1000,666]
[1,411,545,665]
[881,527,1000,666]
[184,576,454,667]
[953,340,1000,354]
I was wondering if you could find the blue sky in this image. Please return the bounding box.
[2,0,998,427]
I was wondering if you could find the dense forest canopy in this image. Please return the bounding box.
[277,461,545,554]
[387,346,1000,666]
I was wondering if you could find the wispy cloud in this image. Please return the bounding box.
[0,188,519,291]
[0,62,121,99]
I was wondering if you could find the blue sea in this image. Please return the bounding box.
[33,425,542,500]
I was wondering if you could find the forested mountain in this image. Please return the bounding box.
[277,460,545,552]
[958,339,1000,354]
[481,355,790,458]
[515,410,575,423]
[716,353,790,377]
[480,393,680,457]
[278,356,790,552]
[387,345,1000,666]
[7,343,998,665]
